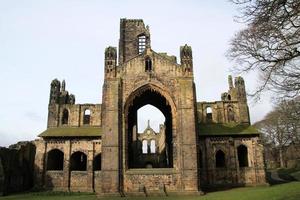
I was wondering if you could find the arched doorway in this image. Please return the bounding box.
[124,84,176,169]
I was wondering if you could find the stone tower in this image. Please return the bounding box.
[101,18,200,195]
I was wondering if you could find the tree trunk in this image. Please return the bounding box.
[279,148,284,168]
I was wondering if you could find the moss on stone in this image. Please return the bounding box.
[198,123,259,136]
[39,127,102,138]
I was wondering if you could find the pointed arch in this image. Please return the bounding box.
[215,150,226,168]
[124,83,177,168]
[237,145,249,167]
[62,109,69,125]
[227,105,235,122]
[150,140,156,153]
[145,57,152,71]
[142,140,148,154]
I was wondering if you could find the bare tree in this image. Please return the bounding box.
[227,0,300,99]
[254,97,300,167]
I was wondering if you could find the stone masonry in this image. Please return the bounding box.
[34,18,267,196]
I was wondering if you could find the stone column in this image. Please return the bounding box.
[63,140,71,191]
[87,142,94,192]
[33,140,46,189]
[178,80,200,193]
[101,79,121,195]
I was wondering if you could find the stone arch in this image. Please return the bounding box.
[145,57,152,71]
[206,106,212,122]
[237,144,249,167]
[93,153,101,171]
[142,140,148,154]
[83,109,91,125]
[61,108,69,125]
[150,140,156,153]
[215,149,226,168]
[70,151,87,171]
[124,83,177,168]
[228,94,231,101]
[227,105,235,122]
[47,149,64,170]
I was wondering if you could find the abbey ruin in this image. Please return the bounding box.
[33,19,266,196]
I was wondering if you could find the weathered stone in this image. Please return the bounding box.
[34,18,267,196]
[0,142,36,196]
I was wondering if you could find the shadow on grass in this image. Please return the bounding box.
[266,168,300,186]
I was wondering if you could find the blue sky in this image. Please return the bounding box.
[0,0,272,146]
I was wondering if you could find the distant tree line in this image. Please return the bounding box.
[254,96,300,168]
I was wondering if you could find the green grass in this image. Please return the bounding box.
[1,182,300,200]
[198,123,259,136]
[39,127,102,137]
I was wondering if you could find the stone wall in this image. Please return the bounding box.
[34,138,101,192]
[123,169,179,195]
[199,136,266,189]
[0,142,36,196]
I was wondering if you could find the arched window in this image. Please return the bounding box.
[150,140,156,153]
[145,57,152,72]
[47,149,64,170]
[93,153,101,171]
[142,140,148,154]
[62,109,69,125]
[228,106,235,122]
[83,109,91,125]
[70,151,87,171]
[215,150,226,168]
[228,94,231,101]
[237,145,249,167]
[206,107,212,122]
[138,35,146,54]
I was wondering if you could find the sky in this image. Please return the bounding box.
[0,0,273,147]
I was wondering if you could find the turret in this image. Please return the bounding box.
[104,46,117,78]
[234,76,247,102]
[119,18,150,65]
[49,79,75,105]
[49,79,61,104]
[228,75,233,89]
[180,44,193,73]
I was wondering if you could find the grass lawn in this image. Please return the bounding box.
[1,182,300,200]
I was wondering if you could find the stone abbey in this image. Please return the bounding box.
[34,19,266,196]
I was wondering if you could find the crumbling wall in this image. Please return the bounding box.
[0,142,36,196]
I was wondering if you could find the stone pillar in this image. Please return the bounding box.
[101,79,121,195]
[178,80,200,193]
[33,140,46,189]
[63,140,71,191]
[87,142,94,192]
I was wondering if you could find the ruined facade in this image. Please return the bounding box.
[34,19,266,196]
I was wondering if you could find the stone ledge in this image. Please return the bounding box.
[125,168,177,175]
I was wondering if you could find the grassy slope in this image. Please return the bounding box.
[198,123,259,136]
[1,182,300,200]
